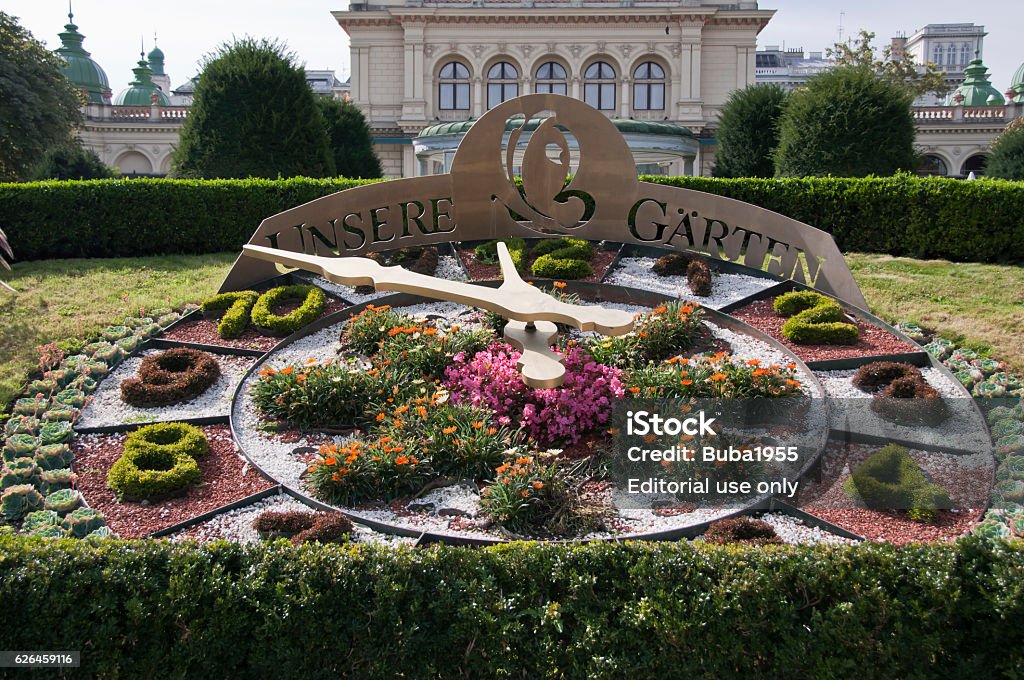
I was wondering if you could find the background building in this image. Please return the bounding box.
[334,0,773,178]
[753,46,831,90]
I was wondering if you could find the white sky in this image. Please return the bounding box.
[5,1,1022,97]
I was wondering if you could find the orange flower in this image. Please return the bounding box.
[553,281,567,289]
[487,427,498,436]
[533,481,544,489]
[644,434,657,444]
[753,368,769,377]
[296,374,307,382]
[376,413,386,422]
[680,379,693,386]
[710,373,728,382]
[442,425,457,435]
[746,359,761,367]
[515,456,532,465]
[678,357,690,365]
[496,464,510,474]
[629,387,641,394]
[416,406,428,418]
[323,457,337,466]
[785,379,802,387]
[681,305,693,314]
[280,367,295,375]
[787,363,797,370]
[394,455,409,465]
[305,358,318,365]
[471,421,484,429]
[423,328,438,336]
[395,405,410,415]
[653,305,667,314]
[521,490,530,497]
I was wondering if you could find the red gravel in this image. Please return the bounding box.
[730,297,919,363]
[72,424,275,538]
[161,299,348,351]
[458,247,619,283]
[796,441,988,543]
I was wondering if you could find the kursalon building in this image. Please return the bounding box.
[333,0,773,178]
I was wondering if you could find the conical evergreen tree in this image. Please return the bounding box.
[317,97,382,179]
[713,84,787,178]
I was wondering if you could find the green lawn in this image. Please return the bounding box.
[0,251,1022,411]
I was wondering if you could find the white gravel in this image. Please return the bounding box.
[757,512,858,545]
[605,257,776,309]
[817,368,989,452]
[295,254,467,305]
[76,350,254,428]
[167,492,417,546]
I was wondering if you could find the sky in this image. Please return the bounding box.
[5,0,1022,97]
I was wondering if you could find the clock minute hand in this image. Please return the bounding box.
[240,243,635,336]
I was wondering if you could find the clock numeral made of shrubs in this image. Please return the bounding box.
[241,242,636,388]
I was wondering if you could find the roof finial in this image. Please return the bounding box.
[68,0,73,23]
[140,34,145,61]
[153,31,158,47]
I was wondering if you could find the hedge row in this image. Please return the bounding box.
[1,175,1023,262]
[0,535,1022,677]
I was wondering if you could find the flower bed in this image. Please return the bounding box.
[604,256,776,309]
[458,240,618,283]
[729,297,918,362]
[71,424,274,538]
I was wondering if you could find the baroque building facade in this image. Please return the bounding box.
[334,0,772,178]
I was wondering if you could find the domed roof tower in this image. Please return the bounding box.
[114,50,170,106]
[55,7,111,104]
[1010,61,1024,104]
[947,54,1005,107]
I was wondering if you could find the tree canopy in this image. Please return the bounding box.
[172,38,333,179]
[0,12,83,182]
[712,84,788,178]
[827,30,950,99]
[774,66,917,178]
[316,97,382,179]
[32,143,115,181]
[986,119,1024,181]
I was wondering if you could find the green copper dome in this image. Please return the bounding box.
[114,53,170,106]
[55,10,110,104]
[1011,61,1024,104]
[947,55,1005,107]
[418,116,693,138]
[147,44,165,76]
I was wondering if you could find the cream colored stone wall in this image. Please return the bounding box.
[337,1,773,177]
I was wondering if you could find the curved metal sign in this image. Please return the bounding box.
[220,93,866,308]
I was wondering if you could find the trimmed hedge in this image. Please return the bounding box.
[250,284,326,335]
[3,175,1024,263]
[774,290,859,345]
[120,348,221,407]
[0,537,1022,676]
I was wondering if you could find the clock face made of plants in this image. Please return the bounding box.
[58,95,996,545]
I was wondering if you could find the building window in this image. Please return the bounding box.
[632,62,665,110]
[584,61,616,110]
[438,62,470,110]
[932,44,943,66]
[535,62,567,95]
[947,44,956,66]
[486,62,519,109]
[961,43,971,64]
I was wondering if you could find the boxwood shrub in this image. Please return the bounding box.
[774,290,860,345]
[250,285,327,335]
[3,175,1023,263]
[0,536,1020,677]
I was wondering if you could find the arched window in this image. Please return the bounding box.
[486,62,519,109]
[438,62,470,110]
[632,61,665,110]
[960,43,971,65]
[584,61,616,110]
[535,62,567,95]
[932,44,943,66]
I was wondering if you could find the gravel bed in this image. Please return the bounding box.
[604,257,776,309]
[167,492,417,547]
[458,246,619,283]
[754,513,857,545]
[294,254,467,305]
[76,350,255,428]
[729,297,919,362]
[72,424,275,538]
[797,441,988,543]
[815,368,987,451]
[160,299,348,351]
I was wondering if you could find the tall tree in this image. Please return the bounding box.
[827,30,950,99]
[986,119,1024,181]
[0,12,83,182]
[712,84,788,178]
[316,97,382,179]
[774,66,916,177]
[173,38,333,179]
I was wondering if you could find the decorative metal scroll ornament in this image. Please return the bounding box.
[220,94,867,309]
[242,242,634,388]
